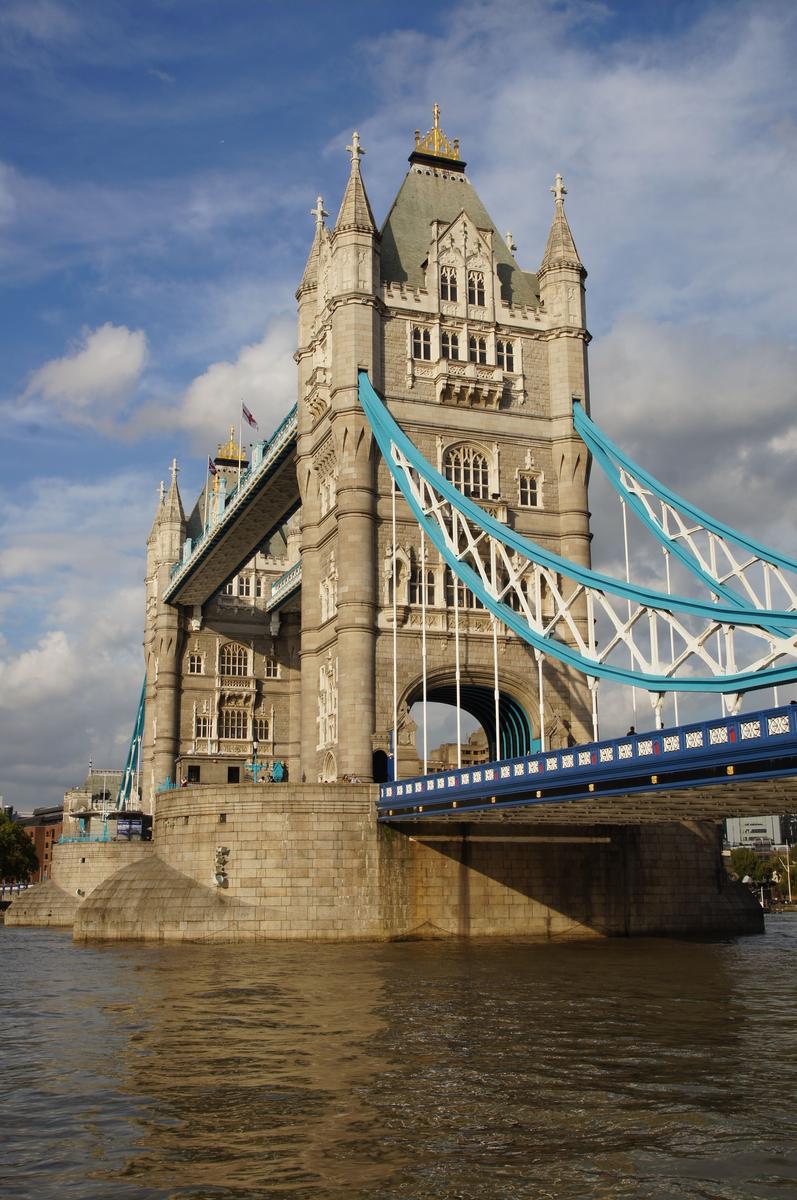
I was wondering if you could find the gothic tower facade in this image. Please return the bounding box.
[139,108,593,802]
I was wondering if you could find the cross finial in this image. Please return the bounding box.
[159,480,165,504]
[505,230,517,253]
[170,457,179,485]
[346,131,365,168]
[311,195,328,228]
[551,172,567,204]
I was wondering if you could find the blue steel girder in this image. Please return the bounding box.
[379,703,797,823]
[358,371,797,699]
[164,407,299,607]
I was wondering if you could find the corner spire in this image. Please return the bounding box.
[540,172,583,274]
[299,195,329,292]
[162,457,185,525]
[335,131,376,234]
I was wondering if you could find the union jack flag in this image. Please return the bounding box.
[208,456,218,476]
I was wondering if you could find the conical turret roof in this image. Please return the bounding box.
[540,173,583,273]
[335,131,376,234]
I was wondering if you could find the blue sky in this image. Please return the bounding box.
[2,0,797,811]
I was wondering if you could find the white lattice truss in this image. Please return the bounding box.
[618,465,797,618]
[391,443,797,713]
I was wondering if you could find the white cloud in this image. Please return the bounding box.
[0,471,153,812]
[22,322,148,426]
[172,314,296,446]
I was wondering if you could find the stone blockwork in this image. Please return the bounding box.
[5,840,152,928]
[66,784,761,942]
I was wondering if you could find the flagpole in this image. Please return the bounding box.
[203,457,211,533]
[238,404,243,486]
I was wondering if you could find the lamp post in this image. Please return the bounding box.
[252,739,259,780]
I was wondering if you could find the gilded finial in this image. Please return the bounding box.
[414,103,460,161]
[217,425,243,461]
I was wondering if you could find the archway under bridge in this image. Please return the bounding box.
[408,680,539,763]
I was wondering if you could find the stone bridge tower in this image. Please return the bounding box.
[295,108,593,783]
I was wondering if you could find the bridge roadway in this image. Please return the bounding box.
[164,406,299,607]
[379,703,797,825]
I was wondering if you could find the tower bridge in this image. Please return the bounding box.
[13,108,796,942]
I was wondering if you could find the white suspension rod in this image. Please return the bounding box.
[493,616,501,760]
[622,499,637,721]
[664,550,679,726]
[454,569,462,768]
[421,528,428,775]
[537,653,546,752]
[392,478,399,781]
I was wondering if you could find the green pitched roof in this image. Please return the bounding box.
[379,167,539,308]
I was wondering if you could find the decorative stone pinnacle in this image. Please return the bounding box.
[346,131,365,168]
[311,195,328,228]
[505,230,517,253]
[551,172,567,204]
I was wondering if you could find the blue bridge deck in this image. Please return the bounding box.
[380,703,797,825]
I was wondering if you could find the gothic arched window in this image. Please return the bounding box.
[444,445,490,500]
[441,330,459,360]
[440,266,458,302]
[468,335,487,364]
[219,642,249,676]
[467,270,485,306]
[496,339,514,371]
[412,326,431,360]
[220,708,248,739]
[187,653,203,675]
[255,716,270,741]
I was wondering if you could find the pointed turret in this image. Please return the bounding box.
[540,173,583,274]
[162,457,186,525]
[298,196,329,294]
[334,131,376,234]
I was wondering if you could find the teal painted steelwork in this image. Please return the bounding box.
[573,402,796,636]
[358,371,797,695]
[116,678,146,811]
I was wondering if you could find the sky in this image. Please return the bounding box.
[2,0,797,812]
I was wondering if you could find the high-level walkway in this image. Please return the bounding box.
[379,703,797,825]
[164,407,299,606]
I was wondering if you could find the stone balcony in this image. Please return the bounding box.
[434,360,504,408]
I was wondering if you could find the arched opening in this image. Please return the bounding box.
[372,750,390,783]
[410,682,538,765]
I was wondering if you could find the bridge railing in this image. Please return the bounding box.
[379,703,797,817]
[266,560,302,611]
[167,404,298,588]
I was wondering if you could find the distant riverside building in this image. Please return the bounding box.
[724,815,783,849]
[18,807,63,882]
[427,729,490,774]
[140,107,593,803]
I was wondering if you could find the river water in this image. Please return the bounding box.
[2,920,796,1200]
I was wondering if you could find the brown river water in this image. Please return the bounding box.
[2,920,796,1200]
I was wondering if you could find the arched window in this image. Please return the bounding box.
[444,568,484,609]
[467,270,485,306]
[264,657,279,679]
[255,577,263,598]
[239,575,252,597]
[195,714,209,739]
[441,330,459,360]
[444,445,490,499]
[468,335,487,364]
[440,266,458,302]
[187,653,203,675]
[518,473,540,508]
[412,326,431,360]
[219,642,249,676]
[255,716,270,741]
[223,578,236,596]
[220,709,248,739]
[409,560,436,606]
[496,340,514,371]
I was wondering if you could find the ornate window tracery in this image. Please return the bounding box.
[187,653,203,674]
[444,445,490,499]
[441,330,459,360]
[317,657,338,749]
[412,326,432,360]
[468,335,487,364]
[220,708,248,739]
[264,658,279,679]
[496,339,514,371]
[255,716,270,741]
[467,270,485,306]
[195,714,210,738]
[219,642,249,676]
[440,266,458,302]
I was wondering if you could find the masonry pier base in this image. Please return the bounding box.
[5,785,762,941]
